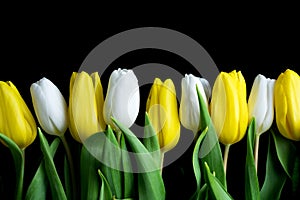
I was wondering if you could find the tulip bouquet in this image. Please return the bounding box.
[0,67,299,199]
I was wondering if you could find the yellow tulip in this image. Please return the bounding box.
[69,71,106,142]
[146,78,180,153]
[274,69,300,141]
[210,70,248,145]
[0,81,36,149]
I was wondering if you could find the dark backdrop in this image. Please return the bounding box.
[1,12,299,200]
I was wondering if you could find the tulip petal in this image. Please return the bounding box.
[211,74,227,141]
[160,79,180,152]
[179,74,208,134]
[211,71,248,145]
[200,77,211,101]
[0,81,36,149]
[248,74,270,135]
[147,78,164,137]
[285,70,300,140]
[91,72,106,130]
[260,79,275,134]
[69,72,101,142]
[103,69,140,129]
[275,70,300,141]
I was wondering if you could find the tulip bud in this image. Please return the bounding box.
[179,74,210,134]
[274,69,300,141]
[30,77,68,136]
[0,81,37,149]
[248,74,275,136]
[69,71,106,142]
[103,68,140,129]
[146,78,180,153]
[210,70,248,145]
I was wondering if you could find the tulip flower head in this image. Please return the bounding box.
[248,74,275,136]
[146,78,180,153]
[69,71,106,142]
[274,69,300,141]
[179,74,210,134]
[210,70,248,145]
[0,81,37,149]
[103,68,140,129]
[30,77,68,136]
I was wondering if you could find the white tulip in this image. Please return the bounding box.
[30,77,68,136]
[103,68,140,129]
[248,74,275,135]
[179,74,210,134]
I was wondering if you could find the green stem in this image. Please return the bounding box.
[60,135,77,200]
[160,151,165,175]
[116,130,122,145]
[254,134,260,173]
[16,149,25,200]
[223,145,230,175]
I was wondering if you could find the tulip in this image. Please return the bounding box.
[146,78,180,153]
[30,77,68,136]
[274,69,300,141]
[103,68,140,129]
[210,70,248,145]
[248,74,275,135]
[0,81,36,149]
[179,74,210,134]
[69,71,106,142]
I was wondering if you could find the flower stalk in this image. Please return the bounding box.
[60,135,77,200]
[223,145,230,175]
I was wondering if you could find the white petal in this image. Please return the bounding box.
[248,74,268,133]
[103,69,140,128]
[200,78,211,101]
[31,78,68,136]
[179,74,203,134]
[259,79,275,134]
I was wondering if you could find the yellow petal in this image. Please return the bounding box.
[211,73,227,139]
[237,71,248,143]
[69,72,101,142]
[0,81,36,149]
[159,79,180,152]
[275,70,300,141]
[91,72,106,131]
[211,71,248,145]
[146,78,163,135]
[275,74,290,139]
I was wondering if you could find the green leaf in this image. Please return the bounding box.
[196,85,210,133]
[191,127,208,200]
[193,127,208,187]
[143,112,161,162]
[112,117,165,200]
[100,126,122,198]
[0,133,25,200]
[271,128,297,178]
[25,138,60,200]
[190,184,209,200]
[80,139,101,200]
[260,134,287,200]
[38,128,67,200]
[291,155,300,196]
[98,169,113,200]
[204,162,233,200]
[120,133,134,198]
[196,86,226,188]
[64,155,72,200]
[245,118,260,200]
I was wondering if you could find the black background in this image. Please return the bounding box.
[0,7,300,199]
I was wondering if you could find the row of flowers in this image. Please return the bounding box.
[1,69,299,148]
[0,68,299,199]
